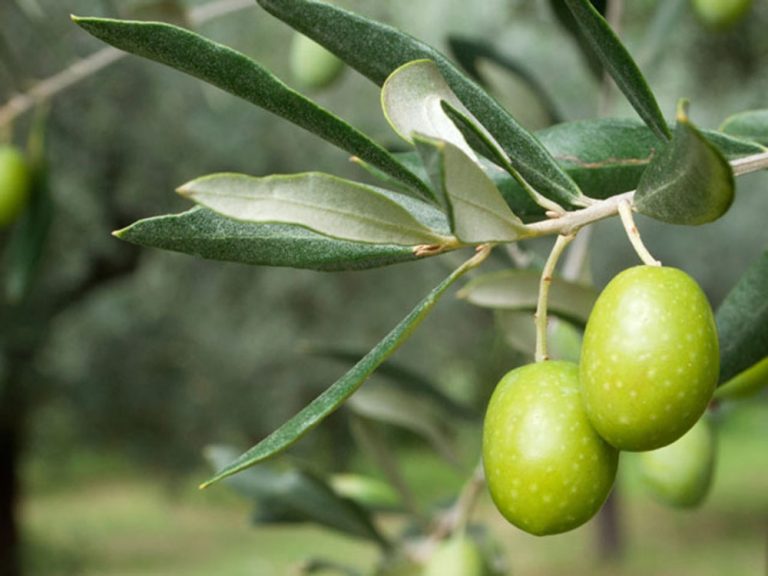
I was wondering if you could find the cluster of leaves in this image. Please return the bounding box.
[72,0,768,563]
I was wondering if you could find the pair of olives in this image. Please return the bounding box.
[483,266,720,535]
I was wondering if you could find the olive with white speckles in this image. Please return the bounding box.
[639,416,716,508]
[482,361,619,536]
[580,266,719,451]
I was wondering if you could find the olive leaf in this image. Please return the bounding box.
[381,59,479,161]
[458,269,597,325]
[413,136,526,243]
[204,447,386,544]
[634,102,734,225]
[178,172,450,246]
[719,109,768,146]
[72,17,431,199]
[115,207,432,271]
[561,0,671,141]
[714,356,768,401]
[202,257,480,487]
[254,0,585,206]
[716,250,768,384]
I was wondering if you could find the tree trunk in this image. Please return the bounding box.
[0,414,21,576]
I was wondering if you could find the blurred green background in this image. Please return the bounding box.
[0,0,766,574]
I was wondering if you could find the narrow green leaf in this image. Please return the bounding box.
[72,16,431,199]
[201,256,480,487]
[254,0,584,206]
[719,109,768,146]
[116,207,428,271]
[714,356,768,401]
[413,136,525,243]
[634,103,734,225]
[329,474,401,512]
[178,172,449,246]
[459,269,597,325]
[562,0,671,141]
[537,118,761,199]
[381,60,478,161]
[716,251,768,384]
[447,36,562,124]
[204,447,386,544]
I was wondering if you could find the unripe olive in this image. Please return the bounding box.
[423,535,487,576]
[483,361,619,536]
[289,33,345,90]
[639,416,716,508]
[0,146,32,228]
[580,266,719,451]
[692,0,753,29]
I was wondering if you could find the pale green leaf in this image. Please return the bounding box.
[178,172,450,246]
[458,269,597,325]
[719,109,768,146]
[413,137,525,243]
[382,59,478,161]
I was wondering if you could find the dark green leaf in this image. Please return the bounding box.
[634,104,734,225]
[447,36,562,124]
[254,0,585,206]
[562,0,671,141]
[716,251,768,384]
[458,269,597,325]
[204,447,385,544]
[72,17,430,198]
[719,109,768,146]
[201,257,480,487]
[537,118,761,199]
[116,207,434,271]
[178,172,449,246]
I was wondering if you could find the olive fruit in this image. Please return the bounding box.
[483,361,618,536]
[0,146,31,229]
[639,416,716,508]
[580,266,718,452]
[289,33,345,90]
[692,0,753,29]
[423,534,487,576]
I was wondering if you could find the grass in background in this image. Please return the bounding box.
[22,401,766,575]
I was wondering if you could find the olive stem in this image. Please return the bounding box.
[617,199,661,266]
[535,233,576,362]
[0,0,256,129]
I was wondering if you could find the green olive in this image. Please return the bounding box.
[483,361,618,536]
[639,416,716,508]
[692,0,753,29]
[289,33,345,90]
[423,535,487,576]
[0,146,32,228]
[580,266,719,451]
